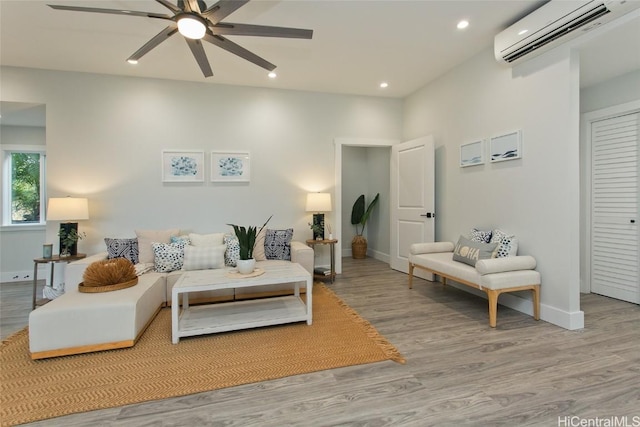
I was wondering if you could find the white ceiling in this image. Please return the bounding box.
[0,0,638,106]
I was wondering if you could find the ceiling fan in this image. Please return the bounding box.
[48,0,313,77]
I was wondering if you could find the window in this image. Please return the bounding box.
[2,147,46,226]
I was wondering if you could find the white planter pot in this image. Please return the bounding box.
[236,258,256,274]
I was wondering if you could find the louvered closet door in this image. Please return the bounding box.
[591,112,639,304]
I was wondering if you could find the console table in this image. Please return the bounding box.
[32,253,86,310]
[306,239,337,283]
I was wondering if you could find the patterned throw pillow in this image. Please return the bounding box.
[152,241,187,273]
[183,244,226,271]
[264,228,294,261]
[453,235,498,267]
[223,234,240,266]
[490,229,519,258]
[469,228,492,243]
[104,238,139,265]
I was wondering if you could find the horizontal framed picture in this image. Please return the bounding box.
[211,151,251,182]
[490,130,522,163]
[460,140,484,167]
[161,150,205,182]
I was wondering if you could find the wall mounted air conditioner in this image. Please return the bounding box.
[495,0,640,65]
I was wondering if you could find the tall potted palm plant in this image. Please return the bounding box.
[351,193,379,259]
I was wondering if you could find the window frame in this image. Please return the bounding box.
[1,144,47,228]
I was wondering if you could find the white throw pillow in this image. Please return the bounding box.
[135,229,180,264]
[188,233,225,247]
[183,244,226,271]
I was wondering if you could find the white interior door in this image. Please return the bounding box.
[390,136,435,275]
[590,112,639,304]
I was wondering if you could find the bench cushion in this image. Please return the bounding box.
[410,252,540,290]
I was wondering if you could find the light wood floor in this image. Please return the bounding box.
[2,257,639,426]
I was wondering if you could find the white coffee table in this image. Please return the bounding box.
[171,263,312,344]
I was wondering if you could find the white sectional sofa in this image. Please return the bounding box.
[408,240,540,327]
[29,240,313,359]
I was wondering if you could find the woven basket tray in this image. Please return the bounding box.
[78,277,138,293]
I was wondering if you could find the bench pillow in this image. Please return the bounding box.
[490,229,519,258]
[453,235,497,267]
[469,228,492,243]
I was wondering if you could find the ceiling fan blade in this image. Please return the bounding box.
[183,0,202,14]
[210,23,313,39]
[127,25,179,62]
[155,0,181,14]
[202,0,249,25]
[48,4,173,20]
[185,39,213,77]
[203,33,275,71]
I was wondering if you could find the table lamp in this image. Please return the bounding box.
[306,192,332,240]
[46,197,89,256]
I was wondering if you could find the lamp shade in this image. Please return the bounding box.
[306,193,332,212]
[46,197,89,221]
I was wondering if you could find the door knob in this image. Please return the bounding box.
[632,219,636,224]
[420,213,435,218]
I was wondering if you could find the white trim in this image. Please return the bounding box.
[0,144,46,152]
[580,100,640,294]
[334,137,399,274]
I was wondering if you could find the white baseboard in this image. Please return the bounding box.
[1,264,61,287]
[341,248,389,263]
[1,265,47,283]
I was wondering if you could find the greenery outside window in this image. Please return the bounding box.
[2,147,46,226]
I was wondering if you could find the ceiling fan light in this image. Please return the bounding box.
[177,15,206,39]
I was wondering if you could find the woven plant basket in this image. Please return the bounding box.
[352,236,368,259]
[79,258,138,293]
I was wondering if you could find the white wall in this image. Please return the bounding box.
[581,70,640,113]
[403,47,583,330]
[0,125,48,281]
[0,66,402,278]
[341,146,390,259]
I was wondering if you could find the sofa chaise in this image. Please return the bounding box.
[29,229,313,359]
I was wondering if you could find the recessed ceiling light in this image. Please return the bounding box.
[380,82,388,89]
[457,20,469,30]
[127,59,138,65]
[268,72,277,79]
[518,29,529,36]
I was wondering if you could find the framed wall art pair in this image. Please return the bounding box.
[161,150,251,183]
[460,130,522,168]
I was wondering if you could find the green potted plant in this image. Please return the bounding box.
[350,193,379,259]
[58,228,86,257]
[228,215,272,274]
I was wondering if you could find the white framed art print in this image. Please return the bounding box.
[211,151,251,182]
[161,150,205,182]
[460,140,484,167]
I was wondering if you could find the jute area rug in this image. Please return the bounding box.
[1,284,404,426]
